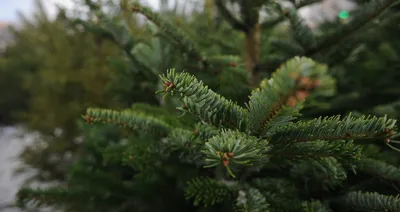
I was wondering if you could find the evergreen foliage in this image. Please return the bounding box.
[0,0,162,183]
[17,56,399,211]
[9,0,400,211]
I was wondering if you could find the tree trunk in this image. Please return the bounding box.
[244,23,261,86]
[205,0,214,25]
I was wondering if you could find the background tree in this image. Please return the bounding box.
[0,0,160,182]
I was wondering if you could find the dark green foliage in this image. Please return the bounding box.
[160,69,249,131]
[17,56,399,211]
[185,177,232,206]
[235,187,270,212]
[356,158,400,183]
[340,191,400,211]
[11,0,400,211]
[301,200,333,212]
[271,114,397,143]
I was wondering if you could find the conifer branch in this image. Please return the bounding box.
[235,187,270,212]
[340,191,400,211]
[290,157,347,191]
[83,108,171,137]
[301,200,332,212]
[356,158,400,183]
[215,0,249,32]
[202,130,269,177]
[185,177,233,206]
[247,57,331,136]
[252,178,301,211]
[130,2,204,62]
[251,178,298,196]
[306,0,398,56]
[286,9,316,49]
[17,187,93,208]
[159,69,248,131]
[194,122,220,141]
[71,18,156,80]
[166,128,200,149]
[270,114,397,143]
[295,0,323,9]
[270,39,305,56]
[271,140,362,164]
[261,0,322,29]
[83,108,206,152]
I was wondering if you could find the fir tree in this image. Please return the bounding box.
[1,0,157,182]
[17,56,399,211]
[15,0,400,211]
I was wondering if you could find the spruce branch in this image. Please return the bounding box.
[17,187,93,208]
[184,177,233,206]
[251,178,301,210]
[286,9,316,49]
[261,0,322,29]
[215,0,249,32]
[247,57,331,136]
[130,2,204,62]
[251,178,298,198]
[83,108,171,137]
[166,128,200,149]
[271,140,362,164]
[270,114,397,143]
[356,158,400,183]
[340,191,400,211]
[290,157,347,191]
[295,0,323,9]
[84,108,205,152]
[202,130,269,177]
[194,122,220,141]
[235,187,270,212]
[301,200,333,212]
[207,55,247,72]
[270,39,305,56]
[71,17,156,80]
[159,69,248,131]
[306,0,398,56]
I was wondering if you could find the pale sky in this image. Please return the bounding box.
[0,0,354,26]
[0,0,159,23]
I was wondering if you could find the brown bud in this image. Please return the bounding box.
[290,72,300,80]
[299,77,313,89]
[313,79,321,88]
[223,158,229,167]
[229,62,237,67]
[227,152,234,158]
[164,81,172,87]
[193,130,199,135]
[287,96,297,107]
[295,90,309,101]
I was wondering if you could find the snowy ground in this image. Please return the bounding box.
[0,126,36,212]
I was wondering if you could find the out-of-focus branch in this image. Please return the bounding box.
[261,0,322,29]
[305,0,397,56]
[215,0,249,32]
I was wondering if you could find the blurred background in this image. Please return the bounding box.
[0,0,399,211]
